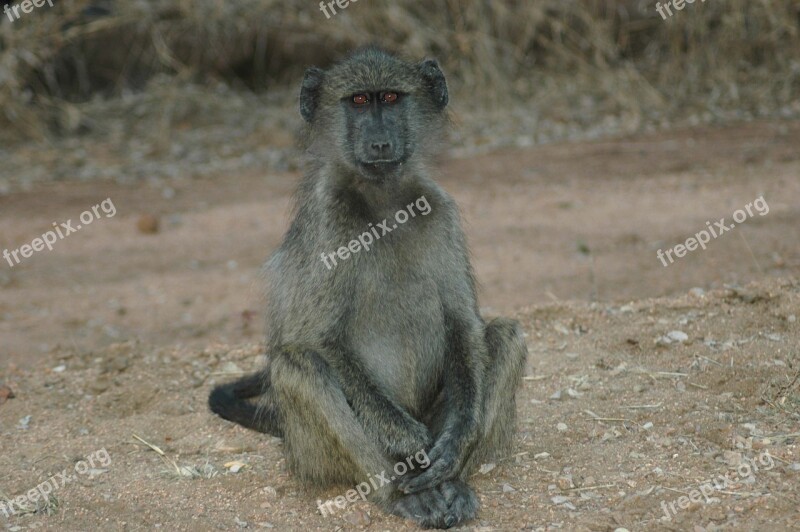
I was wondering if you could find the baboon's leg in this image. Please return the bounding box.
[270,346,396,498]
[272,346,465,528]
[391,317,525,528]
[463,316,528,474]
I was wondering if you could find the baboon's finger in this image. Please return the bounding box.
[399,443,458,493]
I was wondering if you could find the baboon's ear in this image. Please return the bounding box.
[418,59,448,110]
[300,67,325,123]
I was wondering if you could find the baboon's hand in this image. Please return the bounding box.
[387,485,449,528]
[398,435,460,493]
[387,480,477,529]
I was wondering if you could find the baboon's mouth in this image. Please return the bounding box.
[357,160,403,178]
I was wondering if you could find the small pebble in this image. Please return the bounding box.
[342,508,371,526]
[556,422,568,432]
[667,330,689,343]
[225,461,247,473]
[137,214,160,234]
[479,463,496,474]
[723,450,743,466]
[220,361,243,374]
[0,384,14,404]
[655,336,672,346]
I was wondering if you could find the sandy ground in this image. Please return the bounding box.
[1,120,799,531]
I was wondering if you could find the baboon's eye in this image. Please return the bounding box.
[353,94,369,105]
[381,92,399,103]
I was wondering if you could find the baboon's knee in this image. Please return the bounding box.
[485,317,528,378]
[270,346,394,488]
[477,317,527,460]
[270,346,333,396]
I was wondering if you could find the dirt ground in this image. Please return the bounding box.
[1,120,799,531]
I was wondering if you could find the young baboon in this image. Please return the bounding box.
[209,47,528,529]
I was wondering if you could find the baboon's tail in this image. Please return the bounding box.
[208,371,283,437]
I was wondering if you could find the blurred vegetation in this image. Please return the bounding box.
[1,0,798,144]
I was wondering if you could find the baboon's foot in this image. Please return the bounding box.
[387,480,477,529]
[438,480,478,524]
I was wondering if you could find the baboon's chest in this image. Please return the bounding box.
[349,275,446,414]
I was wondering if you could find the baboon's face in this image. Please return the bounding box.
[341,90,409,179]
[300,49,449,182]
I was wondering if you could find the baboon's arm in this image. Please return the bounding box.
[399,317,485,493]
[326,350,433,458]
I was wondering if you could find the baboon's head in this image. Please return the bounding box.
[299,47,449,182]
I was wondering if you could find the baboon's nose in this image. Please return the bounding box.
[369,140,392,158]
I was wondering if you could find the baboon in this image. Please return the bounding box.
[209,47,528,529]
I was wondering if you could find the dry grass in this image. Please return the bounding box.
[0,0,798,143]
